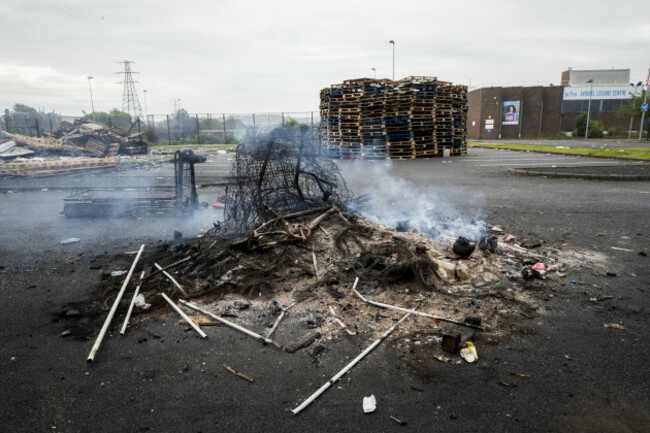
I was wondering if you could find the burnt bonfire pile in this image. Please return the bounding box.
[77,127,567,410]
[86,127,561,355]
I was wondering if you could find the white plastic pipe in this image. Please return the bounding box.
[161,293,207,338]
[351,277,483,330]
[87,244,145,362]
[178,299,274,345]
[119,271,145,335]
[291,305,418,415]
[154,262,188,297]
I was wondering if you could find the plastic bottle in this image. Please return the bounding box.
[111,270,129,277]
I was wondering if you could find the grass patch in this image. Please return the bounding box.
[467,142,650,160]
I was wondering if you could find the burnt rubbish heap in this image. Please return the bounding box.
[320,76,468,159]
[84,127,557,412]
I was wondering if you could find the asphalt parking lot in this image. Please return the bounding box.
[1,146,648,433]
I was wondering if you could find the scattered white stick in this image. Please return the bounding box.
[291,304,419,415]
[120,271,146,335]
[161,293,207,338]
[312,250,320,279]
[351,277,483,330]
[178,299,276,346]
[267,302,296,339]
[88,244,145,362]
[328,306,356,335]
[154,262,188,297]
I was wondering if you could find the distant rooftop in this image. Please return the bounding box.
[561,68,630,87]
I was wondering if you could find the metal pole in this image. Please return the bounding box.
[196,114,200,144]
[585,79,593,140]
[518,98,524,138]
[538,99,544,136]
[87,76,96,122]
[628,116,634,139]
[389,40,395,81]
[166,114,171,145]
[639,69,649,141]
[497,99,503,139]
[222,114,226,141]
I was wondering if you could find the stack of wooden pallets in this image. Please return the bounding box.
[320,76,467,159]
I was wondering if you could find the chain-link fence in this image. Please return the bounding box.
[1,110,320,144]
[1,110,65,137]
[143,112,320,144]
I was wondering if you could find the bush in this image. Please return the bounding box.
[575,112,604,138]
[607,127,627,138]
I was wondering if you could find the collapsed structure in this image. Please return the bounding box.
[320,76,468,159]
[0,120,147,176]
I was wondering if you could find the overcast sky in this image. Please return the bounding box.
[1,0,648,116]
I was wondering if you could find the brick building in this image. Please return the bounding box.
[467,68,643,139]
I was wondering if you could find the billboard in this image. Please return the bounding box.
[562,86,632,101]
[502,101,520,125]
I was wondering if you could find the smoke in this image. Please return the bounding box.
[345,160,487,240]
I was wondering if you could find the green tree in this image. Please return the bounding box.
[575,112,604,138]
[81,109,133,131]
[13,103,39,118]
[616,93,646,120]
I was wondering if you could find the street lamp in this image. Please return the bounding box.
[628,81,642,139]
[371,67,376,79]
[389,40,395,81]
[87,76,96,122]
[584,79,593,140]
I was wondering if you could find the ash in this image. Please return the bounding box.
[93,128,561,356]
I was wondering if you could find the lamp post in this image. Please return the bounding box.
[87,76,96,122]
[371,67,376,79]
[389,40,395,81]
[628,82,642,139]
[584,79,593,140]
[639,68,650,141]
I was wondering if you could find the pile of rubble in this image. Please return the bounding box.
[1,119,148,158]
[0,120,148,176]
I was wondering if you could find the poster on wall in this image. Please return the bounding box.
[502,101,520,125]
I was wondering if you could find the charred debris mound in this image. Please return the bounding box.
[1,119,148,159]
[94,127,557,347]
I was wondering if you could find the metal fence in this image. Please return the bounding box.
[1,111,65,138]
[144,112,320,144]
[0,110,321,144]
